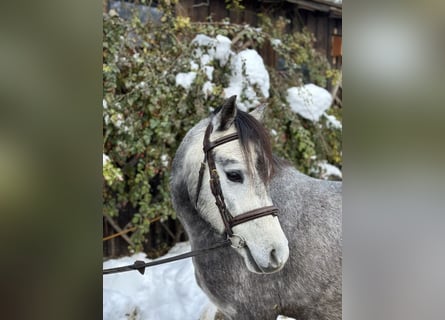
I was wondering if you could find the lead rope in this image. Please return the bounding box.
[103,239,231,275]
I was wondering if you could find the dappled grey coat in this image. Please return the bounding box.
[171,115,341,320]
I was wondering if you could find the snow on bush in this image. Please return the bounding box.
[103,153,123,186]
[175,34,270,111]
[175,72,197,91]
[103,153,111,165]
[225,49,270,111]
[191,34,232,67]
[317,160,342,180]
[286,84,333,122]
[271,38,282,47]
[324,113,342,130]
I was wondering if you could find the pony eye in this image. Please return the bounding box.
[225,171,243,183]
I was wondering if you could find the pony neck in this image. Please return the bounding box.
[173,179,225,249]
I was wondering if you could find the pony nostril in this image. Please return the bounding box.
[270,249,281,267]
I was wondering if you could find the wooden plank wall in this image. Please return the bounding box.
[176,0,341,70]
[177,0,259,24]
[329,16,342,68]
[295,8,341,68]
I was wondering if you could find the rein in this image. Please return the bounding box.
[103,119,279,276]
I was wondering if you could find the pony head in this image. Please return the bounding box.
[184,96,289,273]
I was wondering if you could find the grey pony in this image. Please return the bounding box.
[170,98,341,320]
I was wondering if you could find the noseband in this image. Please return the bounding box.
[195,121,279,246]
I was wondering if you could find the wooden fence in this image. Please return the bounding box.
[103,214,187,258]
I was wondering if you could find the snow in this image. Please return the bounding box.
[318,160,342,180]
[213,35,232,66]
[202,81,214,98]
[286,83,342,130]
[103,153,110,165]
[175,72,197,91]
[286,84,333,122]
[176,35,233,92]
[103,242,298,320]
[190,60,199,71]
[225,49,270,111]
[191,34,232,67]
[203,66,214,80]
[103,243,210,320]
[324,113,342,130]
[112,113,126,130]
[137,81,147,89]
[160,154,169,167]
[276,316,296,320]
[175,34,270,111]
[103,289,140,320]
[271,38,282,47]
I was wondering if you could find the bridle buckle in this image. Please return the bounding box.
[228,234,246,249]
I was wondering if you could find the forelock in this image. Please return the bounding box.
[233,110,274,183]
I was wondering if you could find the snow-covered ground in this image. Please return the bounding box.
[103,242,210,320]
[103,242,296,320]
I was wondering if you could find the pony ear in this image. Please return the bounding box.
[214,95,237,131]
[249,104,266,122]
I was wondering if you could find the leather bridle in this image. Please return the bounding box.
[195,121,279,248]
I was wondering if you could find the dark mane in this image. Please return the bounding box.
[233,109,275,184]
